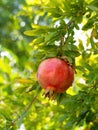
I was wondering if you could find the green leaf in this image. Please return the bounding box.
[82,18,95,30]
[56,93,66,104]
[86,111,95,123]
[0,109,12,121]
[63,50,80,58]
[30,37,45,46]
[44,32,60,44]
[83,63,92,71]
[17,111,28,127]
[58,114,68,122]
[76,109,89,125]
[82,51,91,59]
[91,28,97,38]
[16,78,33,84]
[24,29,47,36]
[76,66,85,71]
[44,7,63,18]
[78,39,84,51]
[87,5,98,12]
[31,24,49,29]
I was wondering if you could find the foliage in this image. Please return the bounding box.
[0,0,98,130]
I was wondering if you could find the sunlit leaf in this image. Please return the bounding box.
[29,37,45,46]
[78,39,84,51]
[15,78,33,84]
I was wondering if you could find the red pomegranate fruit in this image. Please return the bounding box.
[37,58,74,98]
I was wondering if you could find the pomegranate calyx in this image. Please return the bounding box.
[43,89,56,100]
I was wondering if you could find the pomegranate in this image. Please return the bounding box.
[37,58,74,98]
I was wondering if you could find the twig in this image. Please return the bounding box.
[24,94,38,112]
[8,93,38,129]
[57,20,74,58]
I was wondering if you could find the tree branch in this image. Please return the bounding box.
[8,94,38,129]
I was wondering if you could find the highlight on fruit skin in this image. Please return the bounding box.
[37,57,75,99]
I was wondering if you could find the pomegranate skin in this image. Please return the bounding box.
[37,58,74,93]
